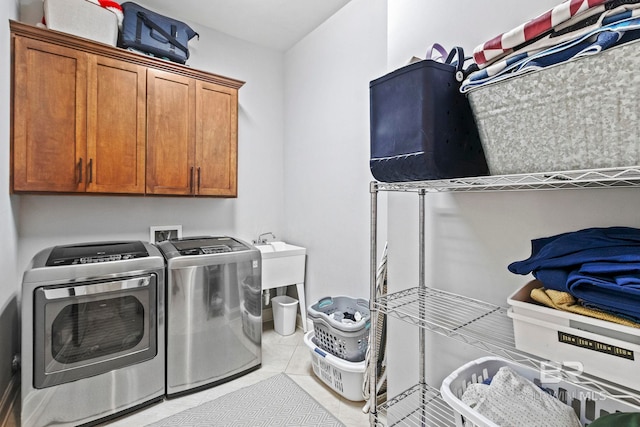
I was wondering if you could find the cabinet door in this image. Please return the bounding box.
[86,56,146,194]
[12,36,87,192]
[195,81,238,197]
[146,69,196,195]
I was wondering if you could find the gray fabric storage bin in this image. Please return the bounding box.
[467,38,640,175]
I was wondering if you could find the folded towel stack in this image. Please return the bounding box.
[462,0,640,93]
[509,227,640,322]
[530,286,640,328]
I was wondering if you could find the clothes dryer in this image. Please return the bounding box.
[21,241,165,427]
[158,236,261,397]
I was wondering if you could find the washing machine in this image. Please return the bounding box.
[20,241,165,427]
[157,236,261,397]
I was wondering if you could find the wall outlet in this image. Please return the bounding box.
[149,225,182,243]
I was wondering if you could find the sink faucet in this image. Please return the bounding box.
[254,232,276,244]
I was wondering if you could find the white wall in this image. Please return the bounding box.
[283,0,387,307]
[0,0,21,404]
[385,0,640,400]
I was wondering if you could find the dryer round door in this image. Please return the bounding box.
[33,274,158,388]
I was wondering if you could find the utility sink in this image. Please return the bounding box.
[255,242,306,288]
[255,241,306,259]
[255,241,309,332]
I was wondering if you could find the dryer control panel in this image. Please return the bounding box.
[167,236,251,256]
[46,241,149,266]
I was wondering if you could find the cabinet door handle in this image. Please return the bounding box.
[197,167,201,192]
[189,167,194,193]
[77,158,83,184]
[88,159,93,184]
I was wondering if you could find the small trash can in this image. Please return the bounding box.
[272,295,298,336]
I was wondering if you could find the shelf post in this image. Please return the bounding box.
[369,182,379,425]
[418,189,427,426]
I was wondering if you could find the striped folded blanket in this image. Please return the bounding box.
[461,13,640,92]
[484,0,640,69]
[474,0,612,68]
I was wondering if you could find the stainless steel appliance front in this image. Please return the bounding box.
[34,275,157,388]
[21,241,166,427]
[158,236,261,397]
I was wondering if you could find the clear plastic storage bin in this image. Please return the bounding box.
[507,280,640,391]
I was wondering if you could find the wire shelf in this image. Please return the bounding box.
[375,287,516,358]
[368,166,640,425]
[372,166,640,193]
[373,383,456,427]
[374,286,640,409]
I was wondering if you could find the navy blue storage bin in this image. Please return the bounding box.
[369,59,488,182]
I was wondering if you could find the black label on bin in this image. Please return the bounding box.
[558,331,634,360]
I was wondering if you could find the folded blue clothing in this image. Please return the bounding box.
[509,227,640,317]
[532,250,640,292]
[579,261,640,276]
[509,227,640,276]
[568,268,640,320]
[582,300,640,323]
[535,269,572,292]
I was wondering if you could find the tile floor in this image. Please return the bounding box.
[96,321,370,427]
[4,322,371,427]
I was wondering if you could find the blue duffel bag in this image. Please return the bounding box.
[119,2,199,64]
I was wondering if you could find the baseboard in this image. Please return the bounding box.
[0,373,19,427]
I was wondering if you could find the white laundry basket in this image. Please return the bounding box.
[308,296,370,361]
[440,356,640,427]
[303,331,365,401]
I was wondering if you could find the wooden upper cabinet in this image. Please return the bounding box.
[10,21,244,197]
[12,29,146,194]
[196,80,238,197]
[86,56,146,194]
[12,36,87,192]
[147,72,239,197]
[146,69,195,195]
